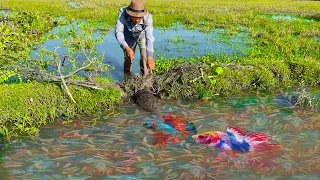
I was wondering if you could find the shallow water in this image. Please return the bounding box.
[67,2,79,8]
[1,92,319,179]
[31,22,249,82]
[263,14,315,23]
[0,10,9,16]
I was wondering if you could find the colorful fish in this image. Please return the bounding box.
[192,126,281,152]
[143,112,197,146]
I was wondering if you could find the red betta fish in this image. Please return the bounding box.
[143,112,197,147]
[192,126,281,152]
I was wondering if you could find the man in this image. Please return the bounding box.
[115,0,155,80]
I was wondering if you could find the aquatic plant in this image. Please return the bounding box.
[291,82,320,108]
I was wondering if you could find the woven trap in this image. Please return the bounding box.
[132,90,156,112]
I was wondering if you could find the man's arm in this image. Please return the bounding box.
[145,14,155,70]
[145,14,155,58]
[115,8,129,50]
[115,8,134,61]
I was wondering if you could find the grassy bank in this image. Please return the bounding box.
[0,81,122,141]
[0,0,319,140]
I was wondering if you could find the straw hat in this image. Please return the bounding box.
[126,0,147,17]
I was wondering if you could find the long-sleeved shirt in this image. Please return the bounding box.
[115,7,155,57]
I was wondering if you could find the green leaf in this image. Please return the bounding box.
[210,79,217,84]
[215,67,224,75]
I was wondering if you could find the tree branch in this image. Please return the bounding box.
[55,49,76,103]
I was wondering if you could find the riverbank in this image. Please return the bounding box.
[0,81,122,142]
[0,0,319,141]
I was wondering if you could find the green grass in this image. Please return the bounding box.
[0,81,122,141]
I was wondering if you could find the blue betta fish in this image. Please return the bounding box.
[143,112,197,146]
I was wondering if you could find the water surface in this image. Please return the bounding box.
[0,92,319,179]
[32,22,249,82]
[67,2,79,8]
[263,14,315,23]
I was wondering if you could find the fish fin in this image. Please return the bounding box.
[247,132,272,142]
[226,126,246,141]
[150,132,173,147]
[163,112,186,128]
[250,142,282,152]
[166,135,182,144]
[177,122,197,139]
[246,132,281,152]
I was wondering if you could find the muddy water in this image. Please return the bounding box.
[0,92,319,179]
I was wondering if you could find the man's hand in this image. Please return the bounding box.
[147,56,155,72]
[125,47,134,62]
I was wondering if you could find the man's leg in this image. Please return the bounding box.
[123,45,137,80]
[138,37,149,76]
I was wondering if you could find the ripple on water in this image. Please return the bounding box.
[1,92,319,179]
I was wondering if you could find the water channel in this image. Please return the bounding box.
[0,92,319,179]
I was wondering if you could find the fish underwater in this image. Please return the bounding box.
[192,125,281,152]
[143,112,197,147]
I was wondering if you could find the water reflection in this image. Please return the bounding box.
[31,22,250,82]
[0,92,319,179]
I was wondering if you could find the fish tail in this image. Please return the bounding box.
[247,132,272,142]
[186,123,197,135]
[246,133,282,152]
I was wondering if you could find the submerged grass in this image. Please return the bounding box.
[0,0,319,140]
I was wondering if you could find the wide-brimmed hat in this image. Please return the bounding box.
[126,0,147,17]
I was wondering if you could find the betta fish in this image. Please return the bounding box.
[143,112,197,146]
[192,126,281,152]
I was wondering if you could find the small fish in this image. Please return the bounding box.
[192,125,281,152]
[61,131,88,139]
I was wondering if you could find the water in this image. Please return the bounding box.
[0,10,9,16]
[1,92,319,179]
[67,2,79,8]
[31,22,250,82]
[263,14,314,23]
